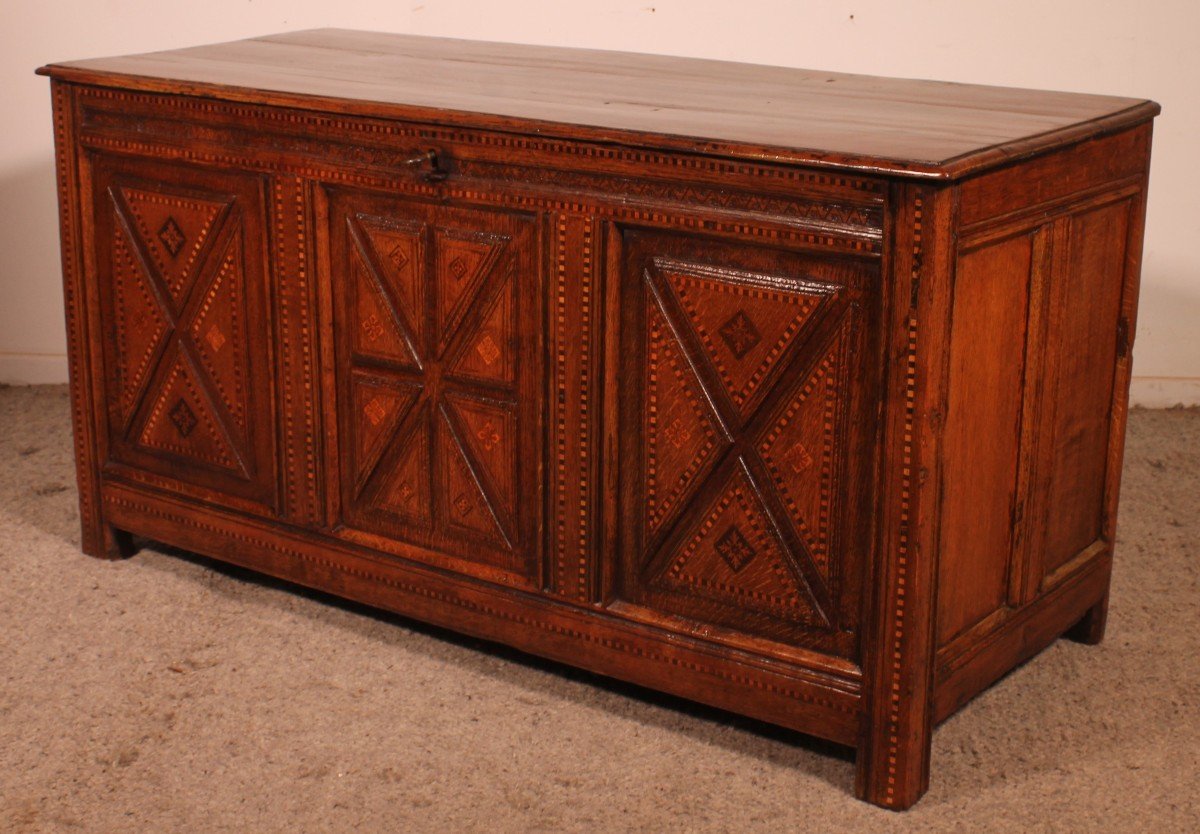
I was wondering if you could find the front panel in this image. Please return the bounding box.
[324,189,542,587]
[89,154,278,513]
[614,230,880,658]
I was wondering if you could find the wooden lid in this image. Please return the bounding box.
[39,29,1159,180]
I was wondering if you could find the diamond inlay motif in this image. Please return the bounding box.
[363,396,388,427]
[475,334,501,366]
[168,398,198,437]
[157,217,186,258]
[476,420,501,452]
[786,440,815,473]
[714,525,757,572]
[448,256,469,280]
[717,310,761,359]
[205,323,227,353]
[663,417,692,449]
[361,313,386,343]
[663,267,828,419]
[387,243,409,270]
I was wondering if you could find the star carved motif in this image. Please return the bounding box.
[718,310,762,360]
[168,398,198,437]
[714,525,757,572]
[157,217,186,258]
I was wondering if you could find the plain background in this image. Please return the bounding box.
[1,0,1196,405]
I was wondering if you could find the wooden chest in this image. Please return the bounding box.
[39,30,1158,809]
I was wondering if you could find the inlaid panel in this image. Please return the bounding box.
[91,156,277,511]
[616,230,879,654]
[326,191,540,584]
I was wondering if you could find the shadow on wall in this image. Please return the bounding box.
[0,155,68,382]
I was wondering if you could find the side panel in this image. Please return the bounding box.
[936,232,1038,645]
[1037,201,1130,581]
[935,124,1153,722]
[937,196,1136,662]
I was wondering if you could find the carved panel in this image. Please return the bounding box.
[188,235,249,431]
[138,350,242,472]
[659,466,820,625]
[618,230,877,653]
[92,156,277,511]
[756,320,851,584]
[119,187,229,307]
[110,226,168,419]
[663,263,826,418]
[328,191,540,582]
[645,301,726,536]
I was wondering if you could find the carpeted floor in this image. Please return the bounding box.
[0,384,1196,833]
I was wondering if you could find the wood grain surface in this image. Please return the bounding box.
[39,29,1158,178]
[42,31,1157,810]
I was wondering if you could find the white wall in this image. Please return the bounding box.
[2,1,1197,405]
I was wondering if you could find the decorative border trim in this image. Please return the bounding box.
[577,219,595,598]
[273,177,320,524]
[552,215,570,595]
[451,159,884,229]
[881,196,923,806]
[551,214,596,601]
[83,132,880,256]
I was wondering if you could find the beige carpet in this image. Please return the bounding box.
[0,384,1196,833]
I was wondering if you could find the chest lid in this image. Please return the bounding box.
[39,28,1158,180]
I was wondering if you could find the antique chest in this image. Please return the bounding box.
[39,30,1158,809]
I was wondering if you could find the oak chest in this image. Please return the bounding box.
[39,30,1158,809]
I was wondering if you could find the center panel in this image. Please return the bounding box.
[614,229,880,660]
[323,188,542,587]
